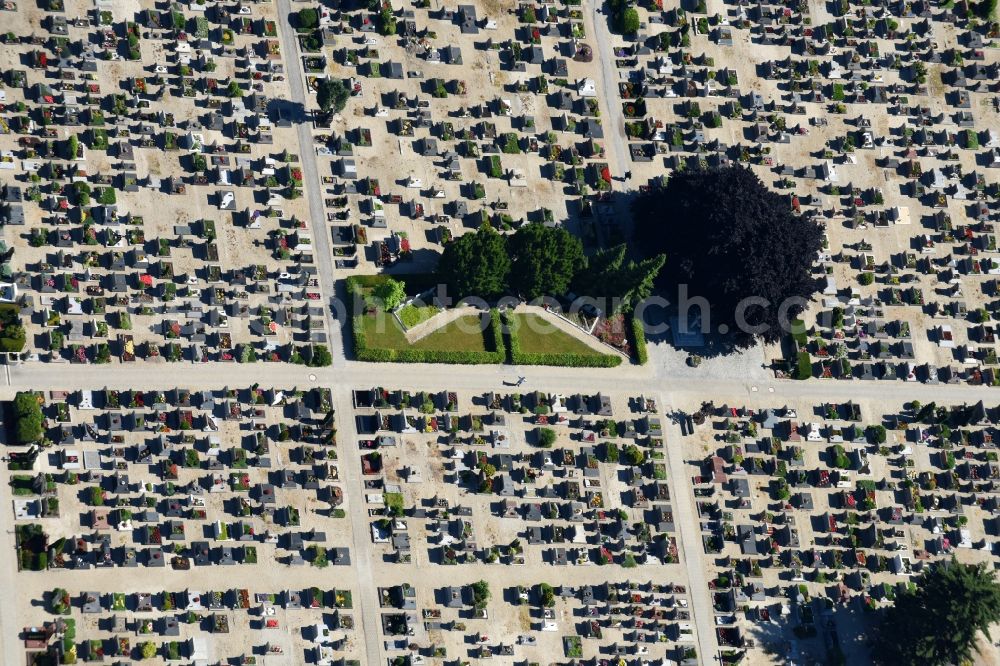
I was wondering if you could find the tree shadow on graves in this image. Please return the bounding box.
[744,593,874,666]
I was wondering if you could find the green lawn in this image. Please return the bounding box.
[348,274,503,362]
[397,303,441,329]
[512,313,605,356]
[360,312,489,352]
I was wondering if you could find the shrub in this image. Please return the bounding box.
[471,580,490,608]
[309,345,333,367]
[604,441,620,463]
[140,641,157,659]
[298,7,318,29]
[316,77,350,114]
[832,445,850,469]
[378,7,396,35]
[623,444,645,466]
[539,583,555,607]
[13,392,44,444]
[510,349,620,367]
[89,128,109,150]
[373,277,406,311]
[618,7,640,33]
[73,181,91,206]
[869,424,887,444]
[537,428,556,448]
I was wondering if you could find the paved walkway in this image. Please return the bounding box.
[586,0,631,184]
[403,305,479,343]
[331,388,383,665]
[6,357,995,406]
[275,4,379,664]
[660,403,720,664]
[584,0,642,249]
[275,0,347,366]
[0,424,22,666]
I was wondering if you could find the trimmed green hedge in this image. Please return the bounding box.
[628,313,647,365]
[510,349,621,367]
[349,275,505,363]
[794,350,813,380]
[504,311,621,367]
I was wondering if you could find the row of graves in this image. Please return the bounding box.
[26,586,358,665]
[349,385,699,662]
[12,385,345,572]
[301,0,624,272]
[685,398,1000,663]
[428,579,700,663]
[794,281,1000,384]
[13,383,361,663]
[0,0,334,361]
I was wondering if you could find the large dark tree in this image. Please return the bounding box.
[508,223,585,300]
[437,223,510,301]
[873,559,1000,665]
[634,165,822,349]
[572,243,665,313]
[436,225,659,305]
